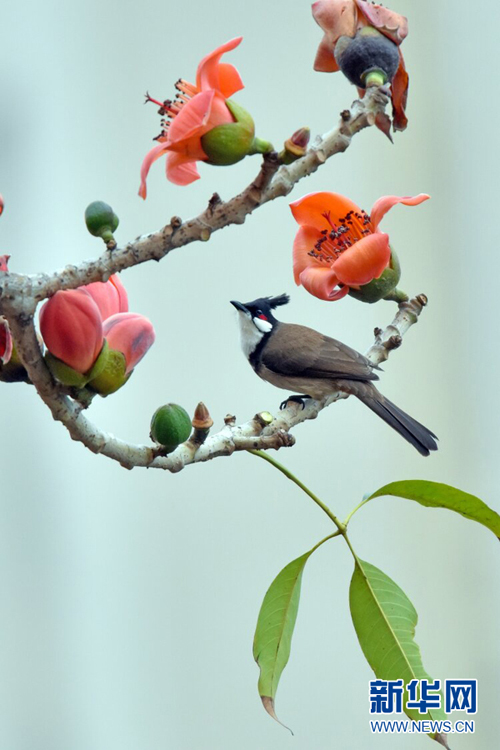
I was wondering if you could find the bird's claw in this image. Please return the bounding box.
[280,395,310,410]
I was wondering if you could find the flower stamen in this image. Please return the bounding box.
[309,208,374,264]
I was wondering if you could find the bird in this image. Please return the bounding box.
[230,294,438,456]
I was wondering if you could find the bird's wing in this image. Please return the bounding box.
[261,323,379,381]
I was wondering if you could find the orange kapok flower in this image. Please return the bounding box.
[312,0,409,130]
[139,37,268,194]
[290,192,429,301]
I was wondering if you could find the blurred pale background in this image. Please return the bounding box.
[1,1,499,748]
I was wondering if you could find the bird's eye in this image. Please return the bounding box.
[255,310,268,321]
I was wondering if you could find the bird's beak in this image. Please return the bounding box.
[230,300,249,313]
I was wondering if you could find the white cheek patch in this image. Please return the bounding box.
[237,312,265,358]
[254,317,272,334]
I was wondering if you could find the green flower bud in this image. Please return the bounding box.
[348,248,401,304]
[201,100,272,166]
[150,403,192,453]
[85,201,119,244]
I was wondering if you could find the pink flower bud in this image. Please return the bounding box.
[103,313,155,373]
[39,289,104,373]
[0,195,4,216]
[83,274,129,320]
[0,254,10,272]
[0,317,13,364]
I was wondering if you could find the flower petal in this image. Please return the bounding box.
[391,50,409,132]
[370,193,430,230]
[196,37,243,94]
[0,317,13,365]
[39,289,104,373]
[216,62,244,98]
[332,232,390,286]
[293,226,322,282]
[84,274,129,321]
[103,313,155,374]
[139,141,169,199]
[298,266,345,301]
[313,37,339,72]
[290,191,362,231]
[167,89,217,151]
[312,0,357,39]
[355,0,408,44]
[166,152,201,186]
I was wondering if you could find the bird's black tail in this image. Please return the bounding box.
[348,382,438,456]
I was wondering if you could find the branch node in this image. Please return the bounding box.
[170,216,182,228]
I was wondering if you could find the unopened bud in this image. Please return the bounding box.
[192,402,214,431]
[85,201,119,246]
[0,195,4,216]
[0,255,10,272]
[150,403,192,453]
[280,127,310,164]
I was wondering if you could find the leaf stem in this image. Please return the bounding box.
[343,497,371,526]
[249,450,363,565]
[249,450,346,534]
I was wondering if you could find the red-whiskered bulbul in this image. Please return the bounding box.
[230,294,438,456]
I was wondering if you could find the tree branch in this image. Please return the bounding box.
[0,85,400,472]
[0,85,390,309]
[5,295,427,472]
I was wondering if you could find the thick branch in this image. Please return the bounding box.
[0,86,390,310]
[6,295,426,472]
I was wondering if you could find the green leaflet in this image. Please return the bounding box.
[253,550,312,728]
[350,559,449,747]
[368,480,500,540]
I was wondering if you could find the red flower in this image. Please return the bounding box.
[139,37,247,193]
[83,274,128,320]
[290,192,429,301]
[312,0,409,130]
[39,290,104,373]
[0,317,13,365]
[103,313,155,374]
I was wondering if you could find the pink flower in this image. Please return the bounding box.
[103,313,155,373]
[0,254,10,272]
[39,289,104,373]
[0,317,13,365]
[139,37,246,193]
[83,274,128,320]
[290,191,429,301]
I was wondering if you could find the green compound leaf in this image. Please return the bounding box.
[253,550,313,730]
[349,559,450,747]
[368,480,500,540]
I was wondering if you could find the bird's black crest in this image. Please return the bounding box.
[267,294,290,309]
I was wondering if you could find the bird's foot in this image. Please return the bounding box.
[280,394,311,410]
